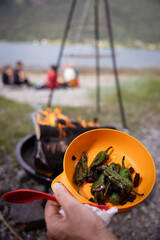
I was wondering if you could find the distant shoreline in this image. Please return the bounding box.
[1,68,160,77]
[1,65,160,75]
[0,40,159,50]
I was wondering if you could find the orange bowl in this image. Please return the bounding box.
[51,129,156,212]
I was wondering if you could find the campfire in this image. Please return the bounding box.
[32,107,114,178]
[36,107,99,139]
[15,107,116,185]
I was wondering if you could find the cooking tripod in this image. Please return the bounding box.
[47,0,127,129]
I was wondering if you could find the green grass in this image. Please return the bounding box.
[87,74,160,132]
[0,74,159,164]
[0,98,34,160]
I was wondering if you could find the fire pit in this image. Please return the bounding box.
[15,133,76,186]
[15,133,52,186]
[15,107,116,186]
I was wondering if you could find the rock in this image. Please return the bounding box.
[16,169,28,183]
[10,201,45,231]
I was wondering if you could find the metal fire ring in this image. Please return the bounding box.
[15,133,53,186]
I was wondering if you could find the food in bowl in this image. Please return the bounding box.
[73,147,144,206]
[51,129,156,212]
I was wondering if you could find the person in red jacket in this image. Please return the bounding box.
[35,65,59,89]
[46,65,59,89]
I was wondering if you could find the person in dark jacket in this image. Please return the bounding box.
[13,61,31,87]
[2,65,14,85]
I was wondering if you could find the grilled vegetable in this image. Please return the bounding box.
[73,151,88,193]
[91,173,106,203]
[104,163,121,197]
[134,173,140,187]
[89,146,112,172]
[109,162,121,173]
[104,166,144,196]
[109,192,121,204]
[119,156,132,181]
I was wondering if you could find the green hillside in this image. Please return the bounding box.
[0,0,160,47]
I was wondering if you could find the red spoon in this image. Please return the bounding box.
[2,189,57,204]
[2,189,109,211]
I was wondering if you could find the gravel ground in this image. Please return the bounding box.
[109,127,160,240]
[0,71,159,240]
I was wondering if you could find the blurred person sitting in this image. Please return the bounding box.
[63,62,80,87]
[56,67,69,88]
[13,61,31,87]
[35,65,61,89]
[2,65,14,85]
[46,65,59,89]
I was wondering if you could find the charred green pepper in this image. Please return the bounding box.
[91,173,106,203]
[104,163,121,196]
[109,162,121,173]
[109,192,121,204]
[119,156,132,181]
[104,167,144,196]
[104,178,111,197]
[73,151,88,193]
[89,146,112,172]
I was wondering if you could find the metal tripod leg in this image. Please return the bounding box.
[94,0,101,113]
[103,0,128,129]
[47,0,77,107]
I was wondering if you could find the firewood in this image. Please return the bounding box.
[39,125,116,139]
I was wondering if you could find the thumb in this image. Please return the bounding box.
[53,182,82,214]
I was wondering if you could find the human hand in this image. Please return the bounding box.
[45,182,117,240]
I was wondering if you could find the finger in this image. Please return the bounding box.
[52,182,83,215]
[45,200,65,239]
[45,199,61,224]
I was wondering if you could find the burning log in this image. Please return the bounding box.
[34,138,70,178]
[39,125,116,139]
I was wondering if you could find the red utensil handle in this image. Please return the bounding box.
[2,189,110,211]
[2,189,57,203]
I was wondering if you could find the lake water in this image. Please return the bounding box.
[0,41,160,71]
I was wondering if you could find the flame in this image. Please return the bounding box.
[36,107,99,137]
